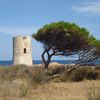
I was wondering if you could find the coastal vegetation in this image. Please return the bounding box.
[33,21,100,72]
[0,64,100,100]
[0,21,99,100]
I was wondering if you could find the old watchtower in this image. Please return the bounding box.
[13,35,33,66]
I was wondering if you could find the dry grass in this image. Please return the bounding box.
[0,79,30,100]
[29,80,100,100]
[0,80,100,100]
[0,65,100,100]
[84,81,100,100]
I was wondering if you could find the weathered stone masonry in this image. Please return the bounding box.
[13,35,33,66]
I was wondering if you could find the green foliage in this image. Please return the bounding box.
[89,36,100,48]
[33,21,90,51]
[33,21,100,52]
[33,21,100,70]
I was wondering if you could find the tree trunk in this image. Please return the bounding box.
[41,50,52,73]
[45,62,49,73]
[44,55,51,73]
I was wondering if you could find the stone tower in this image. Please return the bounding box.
[13,35,33,66]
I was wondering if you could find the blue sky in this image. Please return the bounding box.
[0,0,100,60]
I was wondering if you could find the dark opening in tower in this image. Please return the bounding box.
[24,48,26,53]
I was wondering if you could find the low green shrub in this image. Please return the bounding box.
[86,69,97,80]
[19,83,28,97]
[58,66,100,82]
[31,67,46,84]
[0,65,100,83]
[47,65,65,76]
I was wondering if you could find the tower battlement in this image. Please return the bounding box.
[13,35,33,66]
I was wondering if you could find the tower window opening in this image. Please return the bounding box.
[23,37,26,39]
[24,48,26,53]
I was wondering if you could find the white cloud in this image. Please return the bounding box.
[0,26,39,36]
[72,1,100,14]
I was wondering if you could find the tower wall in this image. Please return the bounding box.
[13,35,33,66]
